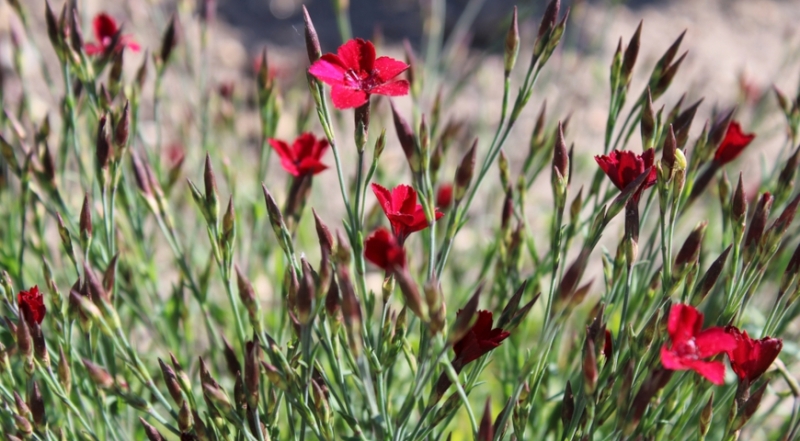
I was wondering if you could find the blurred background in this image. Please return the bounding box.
[3,0,800,300]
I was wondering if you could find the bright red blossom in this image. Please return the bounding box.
[372,183,443,243]
[269,133,329,177]
[18,286,46,325]
[724,326,782,382]
[85,13,141,56]
[660,304,737,385]
[436,184,454,211]
[309,38,409,109]
[364,227,406,271]
[594,149,657,201]
[713,121,755,165]
[453,310,510,366]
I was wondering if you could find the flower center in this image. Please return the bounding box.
[344,69,380,91]
[674,338,698,359]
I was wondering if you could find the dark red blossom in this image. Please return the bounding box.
[453,310,510,365]
[269,133,329,177]
[713,121,755,165]
[660,304,736,385]
[594,149,657,201]
[85,13,141,56]
[18,286,46,325]
[364,227,406,271]
[724,326,782,383]
[372,183,443,243]
[436,184,454,211]
[309,38,409,109]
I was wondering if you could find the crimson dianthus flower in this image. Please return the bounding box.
[724,326,782,383]
[436,184,454,211]
[18,286,46,325]
[453,310,510,366]
[364,227,406,271]
[269,133,329,177]
[660,304,737,385]
[372,183,443,243]
[713,121,755,165]
[595,149,657,201]
[85,13,141,56]
[308,38,409,109]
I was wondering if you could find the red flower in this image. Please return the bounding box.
[18,286,46,325]
[436,184,454,211]
[308,38,409,109]
[660,304,737,385]
[85,13,141,56]
[724,326,782,382]
[364,227,406,271]
[594,149,657,201]
[453,310,510,365]
[371,183,443,243]
[269,133,329,177]
[713,121,755,165]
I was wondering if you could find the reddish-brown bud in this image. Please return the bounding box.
[454,139,478,202]
[82,359,114,389]
[302,6,321,63]
[674,221,708,267]
[391,102,419,173]
[621,21,642,83]
[159,358,184,406]
[744,192,773,251]
[159,15,178,66]
[477,398,494,441]
[140,417,167,441]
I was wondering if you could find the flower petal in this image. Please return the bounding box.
[714,121,756,165]
[373,56,409,82]
[269,139,295,163]
[391,185,416,215]
[337,38,375,72]
[372,183,393,215]
[331,85,368,109]
[93,13,119,41]
[371,80,410,97]
[309,56,348,86]
[684,359,727,385]
[660,346,688,370]
[296,157,328,176]
[695,326,737,358]
[667,304,703,345]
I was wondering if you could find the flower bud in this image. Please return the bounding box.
[454,139,478,202]
[744,192,773,261]
[82,359,114,389]
[159,15,178,67]
[140,417,167,441]
[394,268,428,321]
[582,335,598,395]
[503,7,519,76]
[96,115,111,173]
[693,245,731,305]
[58,345,71,394]
[558,380,575,429]
[449,285,481,345]
[28,381,45,427]
[391,102,420,174]
[159,358,184,406]
[14,414,32,437]
[674,220,708,269]
[620,21,642,85]
[301,6,321,63]
[477,398,494,441]
[80,192,92,249]
[244,341,261,408]
[641,89,656,150]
